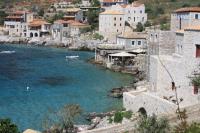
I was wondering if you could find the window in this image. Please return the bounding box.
[120,23,121,26]
[114,17,116,20]
[120,17,122,21]
[134,17,135,22]
[196,45,200,57]
[132,41,135,45]
[117,29,118,32]
[128,17,131,21]
[140,10,142,13]
[138,41,141,45]
[195,14,198,19]
[114,23,116,26]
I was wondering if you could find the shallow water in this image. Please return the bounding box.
[0,44,133,131]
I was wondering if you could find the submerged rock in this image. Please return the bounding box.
[108,87,128,98]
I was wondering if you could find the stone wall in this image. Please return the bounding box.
[123,92,177,115]
[147,30,176,56]
[171,12,200,32]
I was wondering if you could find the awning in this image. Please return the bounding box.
[131,49,146,53]
[109,52,136,57]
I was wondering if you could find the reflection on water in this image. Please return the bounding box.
[38,76,73,86]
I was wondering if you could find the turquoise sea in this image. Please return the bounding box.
[0,44,133,131]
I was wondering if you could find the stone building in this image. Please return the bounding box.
[123,7,200,116]
[116,31,147,50]
[99,10,125,40]
[51,19,69,42]
[171,7,200,32]
[4,11,34,37]
[147,29,176,55]
[27,19,51,39]
[62,8,83,22]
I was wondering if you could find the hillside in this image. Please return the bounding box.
[0,0,200,28]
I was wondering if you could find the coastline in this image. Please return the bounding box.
[0,43,135,131]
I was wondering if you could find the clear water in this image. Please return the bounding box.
[0,44,133,131]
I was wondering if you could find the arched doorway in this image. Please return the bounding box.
[35,33,38,37]
[30,32,33,37]
[138,107,147,117]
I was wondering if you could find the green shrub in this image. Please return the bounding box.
[123,111,133,119]
[93,33,104,40]
[0,118,20,133]
[136,22,144,32]
[114,112,123,123]
[108,116,113,123]
[80,27,92,33]
[144,21,151,27]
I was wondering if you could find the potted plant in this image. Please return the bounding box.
[191,76,200,94]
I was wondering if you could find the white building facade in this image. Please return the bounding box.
[99,1,147,40]
[110,1,147,27]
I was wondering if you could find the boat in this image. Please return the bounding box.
[0,51,15,54]
[66,55,79,59]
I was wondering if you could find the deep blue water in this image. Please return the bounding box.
[0,44,132,131]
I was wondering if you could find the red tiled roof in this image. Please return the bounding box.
[66,20,89,27]
[29,19,50,27]
[185,25,200,31]
[14,11,31,15]
[54,19,68,24]
[120,4,128,8]
[5,16,22,19]
[175,7,200,13]
[131,1,143,7]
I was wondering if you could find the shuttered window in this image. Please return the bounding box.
[196,45,200,58]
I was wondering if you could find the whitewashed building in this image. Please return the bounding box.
[110,1,147,27]
[99,1,147,40]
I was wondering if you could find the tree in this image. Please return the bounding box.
[136,114,170,133]
[136,22,144,32]
[0,118,20,133]
[185,122,200,133]
[86,9,99,30]
[43,104,82,133]
[90,0,100,7]
[38,8,44,17]
[0,11,7,25]
[191,75,200,87]
[128,0,135,4]
[72,0,82,5]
